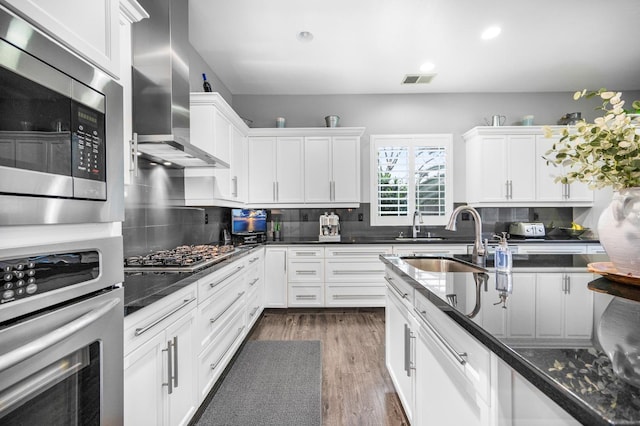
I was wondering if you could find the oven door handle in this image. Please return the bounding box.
[0,298,120,372]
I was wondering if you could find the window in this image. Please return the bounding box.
[370,134,453,226]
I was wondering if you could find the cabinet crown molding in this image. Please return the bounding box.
[119,0,149,24]
[248,127,365,138]
[190,92,250,135]
[463,125,573,139]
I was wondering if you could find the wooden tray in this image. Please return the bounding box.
[587,262,640,287]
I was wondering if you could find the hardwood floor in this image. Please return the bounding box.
[247,308,409,426]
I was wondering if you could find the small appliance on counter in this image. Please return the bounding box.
[509,222,545,238]
[319,212,340,242]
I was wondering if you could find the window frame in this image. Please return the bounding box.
[369,134,453,227]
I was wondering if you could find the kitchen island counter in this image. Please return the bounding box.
[380,253,640,425]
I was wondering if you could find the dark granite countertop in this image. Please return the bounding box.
[265,236,600,245]
[381,253,640,425]
[123,245,262,316]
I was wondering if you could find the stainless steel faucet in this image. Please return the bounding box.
[446,206,488,267]
[412,210,423,238]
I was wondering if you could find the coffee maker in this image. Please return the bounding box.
[319,212,340,242]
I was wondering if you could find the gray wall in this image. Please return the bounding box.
[189,45,233,104]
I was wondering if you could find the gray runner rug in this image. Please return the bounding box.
[195,340,322,426]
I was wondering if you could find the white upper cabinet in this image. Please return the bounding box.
[186,92,249,206]
[247,128,364,207]
[535,134,594,204]
[247,136,304,204]
[464,126,594,207]
[2,0,121,78]
[304,135,360,204]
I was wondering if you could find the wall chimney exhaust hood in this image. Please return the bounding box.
[131,0,229,168]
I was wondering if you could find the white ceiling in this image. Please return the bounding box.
[189,0,640,95]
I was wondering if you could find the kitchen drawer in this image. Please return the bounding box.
[325,258,386,282]
[414,291,491,403]
[288,285,324,307]
[326,283,386,307]
[385,269,415,306]
[288,259,324,283]
[393,244,467,257]
[517,244,586,255]
[287,246,324,258]
[195,278,247,352]
[197,305,246,402]
[197,258,247,302]
[124,285,197,356]
[325,245,392,258]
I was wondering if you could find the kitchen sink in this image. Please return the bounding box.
[394,237,446,242]
[402,256,486,273]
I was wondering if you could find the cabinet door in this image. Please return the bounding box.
[332,136,360,202]
[506,135,536,201]
[416,326,489,426]
[536,135,593,203]
[563,273,594,339]
[264,248,287,308]
[213,109,232,165]
[385,289,415,422]
[535,273,565,338]
[124,331,166,426]
[165,309,198,426]
[5,0,120,77]
[275,136,304,202]
[231,125,246,201]
[476,136,508,202]
[304,136,331,202]
[248,137,276,203]
[506,273,536,338]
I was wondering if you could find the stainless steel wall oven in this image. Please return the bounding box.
[0,5,123,225]
[0,237,124,425]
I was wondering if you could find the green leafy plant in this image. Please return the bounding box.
[543,89,640,190]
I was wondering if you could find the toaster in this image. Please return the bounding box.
[509,222,545,238]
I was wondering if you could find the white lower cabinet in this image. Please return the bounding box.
[535,273,594,340]
[123,286,198,426]
[124,249,265,426]
[265,247,287,307]
[288,246,324,307]
[325,245,391,307]
[385,284,417,423]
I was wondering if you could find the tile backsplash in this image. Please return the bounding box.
[122,160,573,255]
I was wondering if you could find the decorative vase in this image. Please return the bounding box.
[598,187,640,276]
[596,297,640,388]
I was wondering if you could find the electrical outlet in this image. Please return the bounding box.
[302,214,308,222]
[204,213,208,224]
[461,212,470,221]
[358,213,364,221]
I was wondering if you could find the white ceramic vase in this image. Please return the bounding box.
[597,297,640,388]
[598,188,640,276]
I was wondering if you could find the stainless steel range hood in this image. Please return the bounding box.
[131,0,228,168]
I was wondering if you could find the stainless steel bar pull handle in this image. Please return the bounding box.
[232,176,238,197]
[415,308,467,365]
[130,132,138,177]
[163,339,174,394]
[135,298,195,336]
[0,298,120,372]
[404,324,411,376]
[210,266,245,288]
[210,291,245,324]
[210,326,245,371]
[384,276,407,299]
[172,336,179,388]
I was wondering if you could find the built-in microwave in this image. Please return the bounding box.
[0,6,124,225]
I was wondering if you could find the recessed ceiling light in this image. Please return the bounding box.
[420,62,435,73]
[297,31,314,43]
[481,26,501,40]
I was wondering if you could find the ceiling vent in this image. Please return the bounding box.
[402,74,437,84]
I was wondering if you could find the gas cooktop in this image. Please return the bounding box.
[124,244,236,272]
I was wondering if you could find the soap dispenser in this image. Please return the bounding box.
[494,232,512,273]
